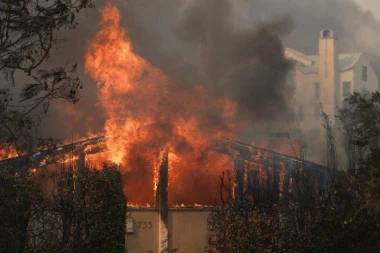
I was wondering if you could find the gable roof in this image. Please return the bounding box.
[285,48,362,74]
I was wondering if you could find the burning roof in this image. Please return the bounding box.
[0,2,331,207]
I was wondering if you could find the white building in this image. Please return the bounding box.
[285,29,378,132]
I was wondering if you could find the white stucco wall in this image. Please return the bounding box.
[352,54,378,92]
[292,70,321,132]
[169,210,210,253]
[126,208,211,253]
[126,209,159,253]
[292,55,378,131]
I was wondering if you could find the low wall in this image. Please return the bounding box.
[126,207,212,253]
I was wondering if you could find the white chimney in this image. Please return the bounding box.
[318,29,340,123]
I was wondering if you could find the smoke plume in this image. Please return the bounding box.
[41,0,380,140]
[28,0,380,205]
[120,0,294,127]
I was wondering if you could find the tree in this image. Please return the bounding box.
[207,91,380,252]
[320,103,337,170]
[337,91,380,172]
[207,156,341,252]
[1,2,94,251]
[207,164,329,253]
[207,171,276,253]
[0,167,42,253]
[1,2,128,252]
[84,166,127,253]
[326,91,380,252]
[25,163,127,253]
[0,0,94,156]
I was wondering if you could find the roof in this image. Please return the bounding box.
[285,48,362,74]
[284,48,313,67]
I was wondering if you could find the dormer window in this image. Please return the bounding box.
[362,66,367,82]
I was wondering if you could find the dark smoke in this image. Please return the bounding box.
[233,0,380,60]
[120,0,294,133]
[177,1,294,122]
[38,0,380,140]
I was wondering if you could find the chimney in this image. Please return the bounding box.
[318,29,340,123]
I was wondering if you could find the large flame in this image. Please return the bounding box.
[85,3,236,205]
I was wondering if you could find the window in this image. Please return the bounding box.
[342,81,351,97]
[362,66,368,82]
[314,82,320,100]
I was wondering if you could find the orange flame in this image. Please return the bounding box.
[85,2,236,206]
[0,144,18,159]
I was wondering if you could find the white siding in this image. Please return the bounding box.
[339,70,354,107]
[292,71,321,132]
[352,54,378,92]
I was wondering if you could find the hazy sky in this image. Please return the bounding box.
[37,0,380,140]
[354,0,380,17]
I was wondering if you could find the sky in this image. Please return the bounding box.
[34,0,380,140]
[355,0,380,17]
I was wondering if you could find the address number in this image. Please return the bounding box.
[136,221,152,230]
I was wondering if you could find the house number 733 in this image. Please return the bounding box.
[136,221,152,230]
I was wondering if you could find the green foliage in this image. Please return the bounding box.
[0,0,94,155]
[84,166,127,253]
[323,93,380,251]
[0,164,127,253]
[39,165,127,253]
[208,91,380,252]
[0,168,41,253]
[338,91,380,150]
[320,103,337,169]
[325,175,380,252]
[208,204,275,253]
[0,0,94,73]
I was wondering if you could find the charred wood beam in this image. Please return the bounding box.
[0,136,337,188]
[234,155,245,205]
[156,151,169,253]
[0,137,105,172]
[210,139,335,182]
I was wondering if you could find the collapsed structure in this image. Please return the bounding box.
[0,137,333,252]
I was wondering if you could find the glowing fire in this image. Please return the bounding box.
[0,144,17,159]
[85,2,236,206]
[56,154,79,164]
[127,203,152,208]
[172,203,213,208]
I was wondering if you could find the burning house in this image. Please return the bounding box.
[0,1,339,252]
[0,136,332,252]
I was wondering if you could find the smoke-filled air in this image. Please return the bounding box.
[1,0,379,251]
[18,0,380,206]
[83,0,293,205]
